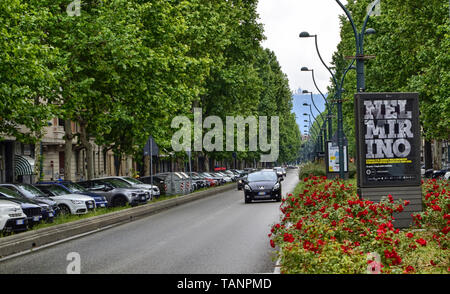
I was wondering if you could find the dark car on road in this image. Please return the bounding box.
[242,170,282,203]
[0,183,57,222]
[36,180,109,208]
[0,187,43,227]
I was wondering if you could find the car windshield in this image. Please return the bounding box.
[122,177,143,185]
[100,179,131,188]
[16,183,45,198]
[247,172,277,182]
[0,187,28,200]
[45,185,69,196]
[63,182,89,193]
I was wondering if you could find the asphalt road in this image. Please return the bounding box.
[0,169,299,274]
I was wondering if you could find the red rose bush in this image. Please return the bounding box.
[270,176,449,274]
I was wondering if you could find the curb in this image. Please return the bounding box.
[0,183,236,259]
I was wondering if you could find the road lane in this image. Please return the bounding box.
[0,169,299,274]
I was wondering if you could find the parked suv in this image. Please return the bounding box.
[0,184,57,222]
[95,176,160,200]
[77,178,148,207]
[36,181,108,208]
[0,187,43,227]
[34,184,96,215]
[0,199,28,234]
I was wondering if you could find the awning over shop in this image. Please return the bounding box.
[14,155,35,175]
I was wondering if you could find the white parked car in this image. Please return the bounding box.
[445,171,450,180]
[96,176,160,200]
[0,199,28,233]
[34,184,96,215]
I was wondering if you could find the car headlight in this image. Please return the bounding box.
[273,183,280,190]
[70,200,84,205]
[244,184,251,191]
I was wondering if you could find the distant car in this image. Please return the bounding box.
[273,167,284,178]
[445,171,450,180]
[77,178,148,207]
[0,183,57,222]
[243,170,282,203]
[0,187,43,227]
[236,172,249,190]
[36,181,108,208]
[34,184,96,215]
[0,199,28,234]
[95,176,160,200]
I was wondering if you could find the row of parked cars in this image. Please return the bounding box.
[0,175,163,235]
[138,170,246,195]
[0,169,250,235]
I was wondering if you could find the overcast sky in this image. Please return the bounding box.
[257,0,346,95]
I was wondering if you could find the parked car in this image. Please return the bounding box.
[242,170,282,203]
[0,183,57,222]
[201,172,225,185]
[77,178,148,207]
[36,180,108,208]
[139,174,168,196]
[34,184,96,215]
[445,171,450,180]
[0,187,43,227]
[214,172,233,183]
[433,168,449,179]
[95,176,160,200]
[192,172,216,187]
[0,199,28,234]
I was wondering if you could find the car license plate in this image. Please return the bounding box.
[16,219,24,225]
[141,196,146,200]
[88,204,93,209]
[100,204,105,207]
[33,216,40,222]
[258,192,266,196]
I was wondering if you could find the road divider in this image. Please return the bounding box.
[0,183,236,259]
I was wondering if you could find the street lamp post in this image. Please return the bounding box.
[299,32,357,178]
[303,89,327,152]
[301,67,333,141]
[335,0,378,92]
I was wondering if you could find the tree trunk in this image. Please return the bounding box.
[64,119,73,181]
[79,122,94,180]
[424,140,432,170]
[204,154,209,172]
[432,140,443,170]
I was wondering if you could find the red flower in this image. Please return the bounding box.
[442,226,449,235]
[415,238,427,246]
[404,266,415,273]
[322,213,329,219]
[430,260,436,266]
[270,239,275,248]
[406,232,414,238]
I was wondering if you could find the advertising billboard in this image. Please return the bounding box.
[354,93,421,187]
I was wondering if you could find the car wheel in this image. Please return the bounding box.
[245,197,251,204]
[59,204,71,215]
[113,196,128,207]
